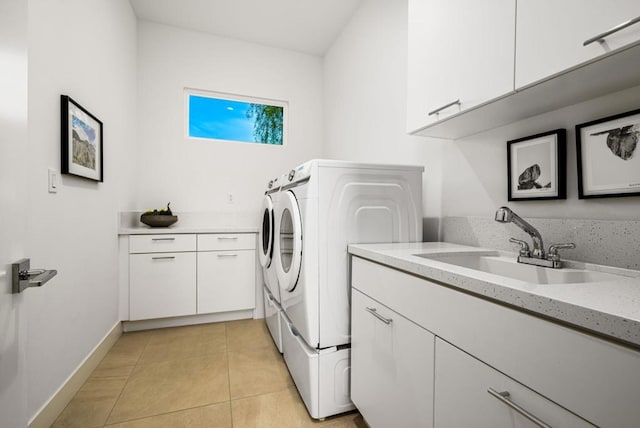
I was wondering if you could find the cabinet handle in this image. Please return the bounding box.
[365,307,393,325]
[217,253,238,257]
[428,99,460,116]
[583,15,640,46]
[151,256,175,260]
[217,236,238,240]
[487,388,552,428]
[152,237,175,241]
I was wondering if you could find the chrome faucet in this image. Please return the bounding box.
[495,206,545,258]
[494,207,575,268]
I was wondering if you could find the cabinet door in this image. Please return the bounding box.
[129,252,196,320]
[434,338,596,428]
[197,249,255,314]
[351,289,434,428]
[516,0,640,88]
[407,0,515,133]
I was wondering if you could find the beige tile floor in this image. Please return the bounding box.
[52,319,365,428]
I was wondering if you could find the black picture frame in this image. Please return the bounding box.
[61,95,103,182]
[507,129,566,201]
[576,108,640,199]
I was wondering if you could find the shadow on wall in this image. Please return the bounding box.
[441,84,640,220]
[422,217,441,242]
[441,216,640,270]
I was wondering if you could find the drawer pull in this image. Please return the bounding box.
[151,256,175,260]
[583,15,640,46]
[428,99,460,116]
[217,253,238,257]
[487,388,552,428]
[365,307,393,325]
[151,237,175,241]
[217,236,238,240]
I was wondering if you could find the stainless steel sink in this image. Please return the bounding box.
[414,252,620,285]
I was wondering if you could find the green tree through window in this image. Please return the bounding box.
[246,104,283,145]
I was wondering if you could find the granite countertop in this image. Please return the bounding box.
[119,225,258,235]
[118,211,259,235]
[348,242,640,348]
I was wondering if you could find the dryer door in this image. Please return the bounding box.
[276,190,302,292]
[258,194,274,268]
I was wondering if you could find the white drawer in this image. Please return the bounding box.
[352,256,640,427]
[435,338,595,428]
[281,314,354,419]
[129,234,196,254]
[197,233,256,251]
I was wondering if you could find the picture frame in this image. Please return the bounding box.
[507,129,566,201]
[61,95,103,182]
[576,108,640,199]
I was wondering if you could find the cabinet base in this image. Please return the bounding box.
[123,309,254,332]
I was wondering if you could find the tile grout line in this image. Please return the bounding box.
[102,333,152,427]
[102,401,230,427]
[225,321,235,428]
[229,384,293,403]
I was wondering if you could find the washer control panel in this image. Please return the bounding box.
[286,162,312,185]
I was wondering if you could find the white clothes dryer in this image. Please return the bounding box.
[258,176,284,352]
[274,159,423,419]
[258,176,283,302]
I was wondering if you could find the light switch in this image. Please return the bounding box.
[48,168,59,193]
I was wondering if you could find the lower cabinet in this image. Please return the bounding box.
[130,252,196,320]
[128,233,256,321]
[434,338,595,428]
[350,256,640,428]
[351,288,434,428]
[197,249,255,314]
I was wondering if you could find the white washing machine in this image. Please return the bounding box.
[274,159,423,419]
[258,176,284,353]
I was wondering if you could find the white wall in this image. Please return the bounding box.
[325,0,640,227]
[323,0,444,221]
[136,22,325,215]
[26,0,137,420]
[443,85,640,220]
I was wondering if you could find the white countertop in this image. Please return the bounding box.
[119,225,258,235]
[118,211,258,235]
[348,242,640,348]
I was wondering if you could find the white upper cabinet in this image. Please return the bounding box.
[407,0,516,134]
[408,0,640,139]
[516,0,640,88]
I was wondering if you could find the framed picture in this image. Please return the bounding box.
[576,108,640,199]
[61,95,103,182]
[507,129,566,201]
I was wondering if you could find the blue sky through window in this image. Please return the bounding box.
[189,95,255,142]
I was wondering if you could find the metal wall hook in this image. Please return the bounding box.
[12,258,57,294]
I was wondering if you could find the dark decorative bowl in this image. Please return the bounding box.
[140,214,178,227]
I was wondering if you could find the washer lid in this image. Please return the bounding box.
[258,195,274,268]
[276,190,302,293]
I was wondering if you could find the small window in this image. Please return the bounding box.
[185,89,286,146]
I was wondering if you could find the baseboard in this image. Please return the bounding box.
[28,321,122,428]
[123,309,254,332]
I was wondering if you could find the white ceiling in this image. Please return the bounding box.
[129,0,363,56]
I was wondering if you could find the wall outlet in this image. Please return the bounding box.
[227,193,234,204]
[48,168,60,193]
